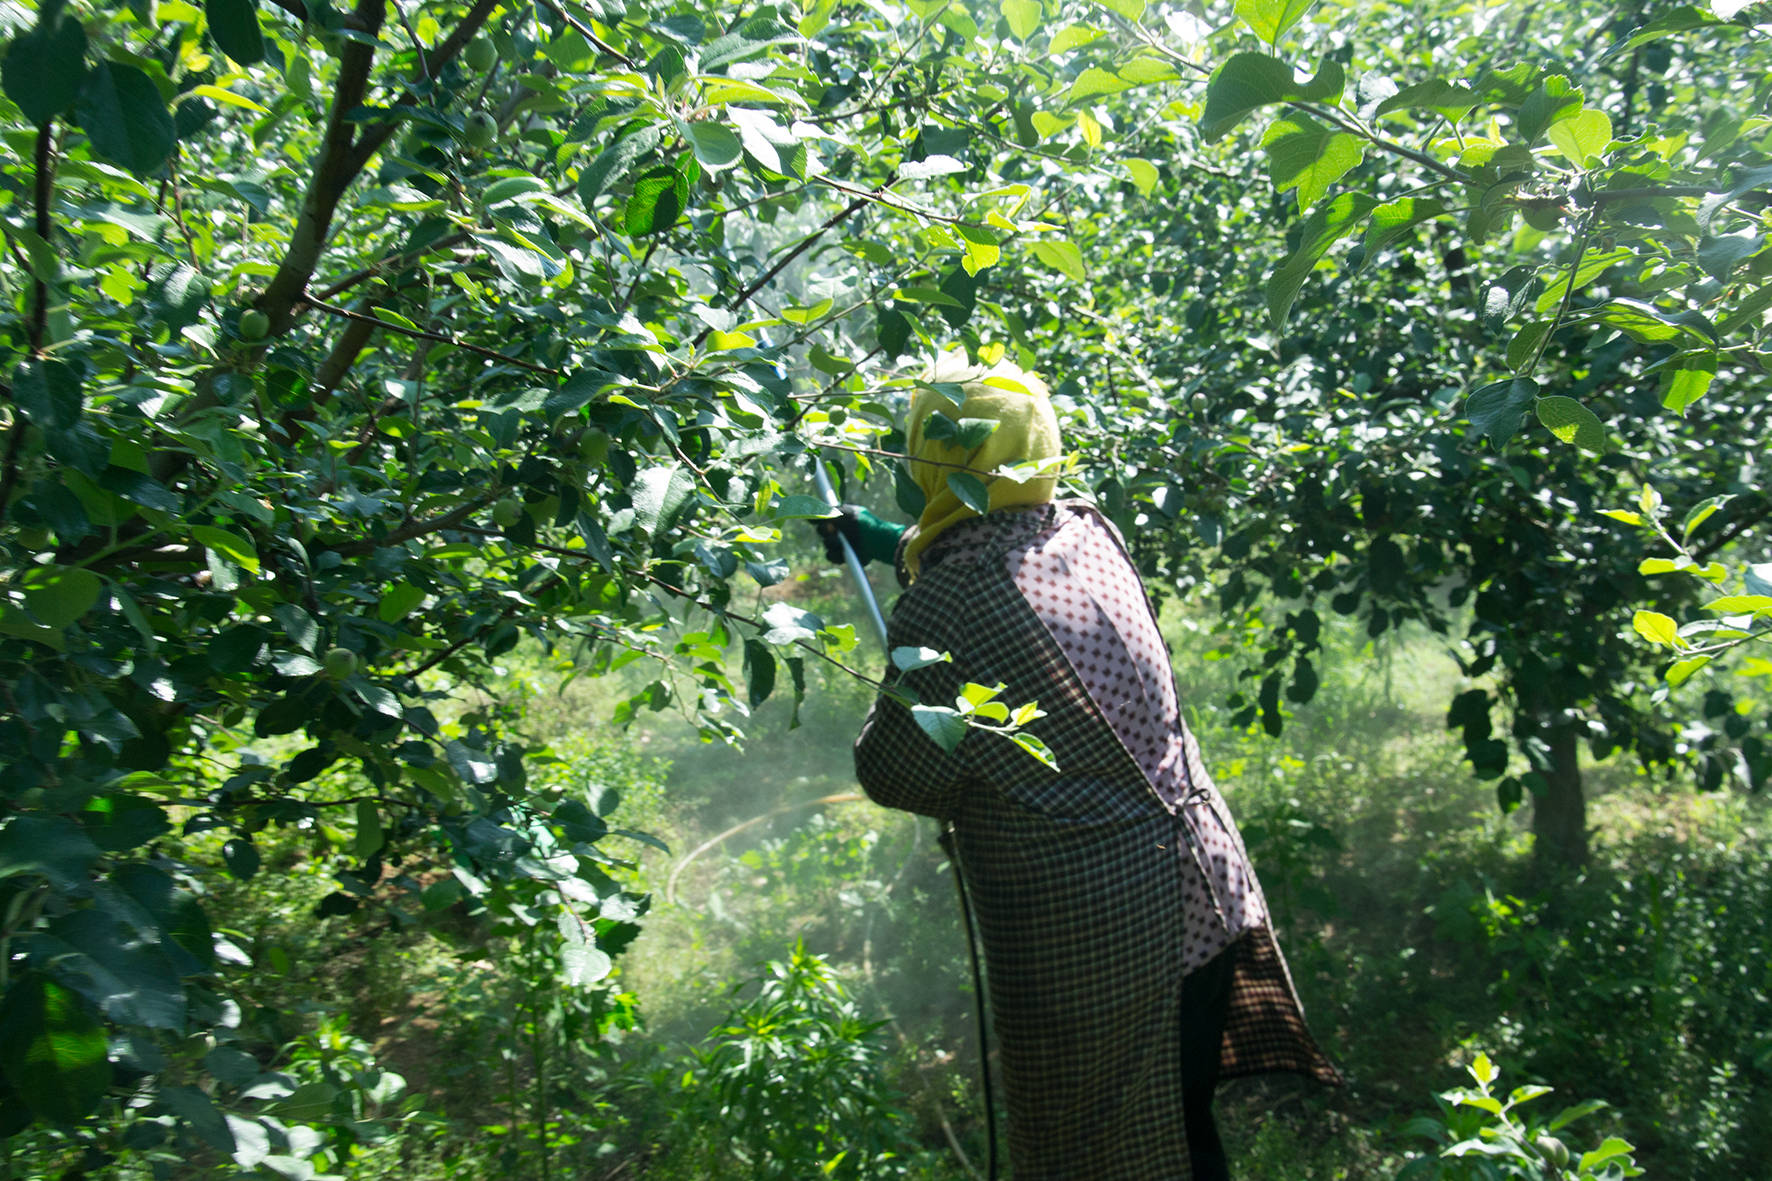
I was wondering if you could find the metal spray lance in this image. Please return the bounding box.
[809,455,889,656]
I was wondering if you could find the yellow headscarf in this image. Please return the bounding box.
[902,353,1062,579]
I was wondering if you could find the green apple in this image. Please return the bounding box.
[323,647,358,680]
[463,37,496,71]
[238,309,269,341]
[579,427,610,466]
[492,496,523,527]
[462,112,497,150]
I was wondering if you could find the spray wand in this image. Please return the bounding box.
[809,455,890,656]
[808,454,1000,1180]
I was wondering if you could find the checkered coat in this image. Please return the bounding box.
[854,503,1339,1180]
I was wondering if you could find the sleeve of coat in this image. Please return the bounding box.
[853,602,971,820]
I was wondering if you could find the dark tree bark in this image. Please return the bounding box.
[1532,722,1588,871]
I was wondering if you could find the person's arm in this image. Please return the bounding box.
[854,599,970,820]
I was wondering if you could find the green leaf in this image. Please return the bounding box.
[1667,654,1712,685]
[1682,495,1730,539]
[946,472,991,514]
[893,462,926,517]
[1632,610,1679,646]
[1532,247,1635,315]
[1069,66,1129,103]
[1266,192,1378,325]
[1124,157,1159,195]
[1697,231,1764,282]
[1535,395,1606,452]
[960,225,1000,275]
[0,975,111,1125]
[557,912,612,987]
[1360,197,1449,260]
[1592,298,1707,345]
[624,164,691,236]
[1091,0,1146,20]
[1029,238,1086,282]
[1545,107,1611,165]
[206,0,264,65]
[1261,114,1366,212]
[1234,0,1317,45]
[910,704,968,753]
[1515,75,1582,143]
[1702,595,1772,613]
[221,837,260,879]
[1547,1098,1610,1132]
[761,601,821,645]
[1661,350,1717,414]
[1002,0,1042,40]
[1200,52,1344,142]
[13,358,83,430]
[1465,377,1539,446]
[481,176,549,206]
[892,646,951,671]
[76,61,176,178]
[3,8,88,126]
[0,817,100,891]
[1010,731,1058,769]
[191,526,259,574]
[683,120,743,172]
[377,581,425,622]
[578,125,662,207]
[148,263,211,332]
[352,801,383,859]
[23,566,102,628]
[743,638,775,706]
[1505,321,1551,371]
[1576,1138,1638,1174]
[37,909,187,1029]
[1372,78,1478,122]
[630,463,697,534]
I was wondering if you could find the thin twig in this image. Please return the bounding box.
[28,122,54,353]
[691,197,869,347]
[299,292,563,375]
[318,230,474,300]
[391,0,433,84]
[533,0,640,70]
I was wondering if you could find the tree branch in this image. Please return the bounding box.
[342,0,503,178]
[298,292,563,375]
[316,229,472,301]
[328,499,489,557]
[258,0,388,335]
[532,0,639,70]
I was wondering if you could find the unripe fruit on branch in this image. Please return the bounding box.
[492,496,523,527]
[1535,1136,1570,1167]
[238,309,269,341]
[461,112,496,150]
[323,647,359,680]
[463,37,496,71]
[579,427,610,466]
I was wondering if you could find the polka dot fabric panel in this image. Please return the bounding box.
[1005,509,1268,973]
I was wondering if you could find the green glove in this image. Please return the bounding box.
[815,505,905,567]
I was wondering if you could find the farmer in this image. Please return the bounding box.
[832,354,1339,1180]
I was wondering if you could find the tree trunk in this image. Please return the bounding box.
[1532,723,1588,871]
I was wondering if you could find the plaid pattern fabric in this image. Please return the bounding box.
[855,503,1339,1181]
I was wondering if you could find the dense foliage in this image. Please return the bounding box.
[1,0,1768,1169]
